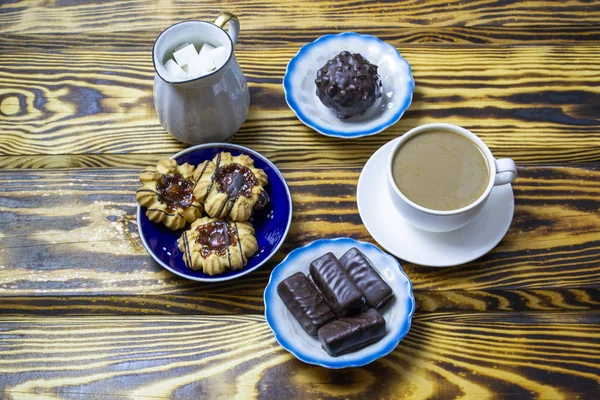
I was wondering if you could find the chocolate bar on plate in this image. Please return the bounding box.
[309,252,365,317]
[339,247,394,309]
[277,272,335,336]
[317,308,386,356]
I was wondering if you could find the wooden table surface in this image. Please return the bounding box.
[1,1,599,398]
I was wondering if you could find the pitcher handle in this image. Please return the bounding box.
[214,12,240,45]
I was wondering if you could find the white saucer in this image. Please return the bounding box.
[264,238,414,369]
[357,138,514,267]
[283,32,414,138]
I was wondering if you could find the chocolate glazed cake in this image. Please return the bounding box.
[309,252,365,317]
[315,51,382,119]
[339,248,394,309]
[317,308,386,356]
[277,272,335,336]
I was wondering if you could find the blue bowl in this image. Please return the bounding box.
[137,143,293,282]
[283,32,415,138]
[265,237,415,368]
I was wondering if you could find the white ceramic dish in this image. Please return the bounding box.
[264,237,415,368]
[357,137,515,267]
[283,32,414,138]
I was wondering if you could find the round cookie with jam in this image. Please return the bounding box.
[178,216,258,275]
[136,159,203,230]
[193,152,269,222]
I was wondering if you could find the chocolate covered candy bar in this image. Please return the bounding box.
[309,252,365,317]
[339,247,394,309]
[277,272,335,336]
[317,308,386,356]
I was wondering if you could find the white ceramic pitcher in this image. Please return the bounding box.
[152,13,250,144]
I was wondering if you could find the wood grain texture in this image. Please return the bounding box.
[0,288,598,316]
[3,26,600,51]
[1,165,598,314]
[0,154,173,169]
[2,0,600,34]
[0,313,598,399]
[1,1,599,398]
[1,42,599,166]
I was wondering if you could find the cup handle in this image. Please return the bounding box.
[214,12,240,45]
[494,158,517,186]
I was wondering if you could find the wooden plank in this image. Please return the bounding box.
[0,165,598,315]
[2,27,600,51]
[0,313,598,399]
[0,288,598,316]
[1,0,599,34]
[1,149,600,170]
[1,45,599,165]
[0,154,172,169]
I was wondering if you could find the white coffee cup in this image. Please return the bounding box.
[387,123,517,232]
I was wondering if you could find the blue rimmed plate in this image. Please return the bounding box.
[137,143,293,282]
[283,32,414,138]
[264,237,415,368]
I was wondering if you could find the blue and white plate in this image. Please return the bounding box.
[137,143,293,282]
[283,32,414,138]
[264,237,415,368]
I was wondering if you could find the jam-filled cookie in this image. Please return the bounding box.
[193,152,269,221]
[136,159,203,230]
[178,217,258,275]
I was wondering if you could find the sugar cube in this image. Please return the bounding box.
[172,43,198,67]
[163,59,187,80]
[174,42,192,52]
[198,43,216,59]
[211,47,229,69]
[187,54,215,78]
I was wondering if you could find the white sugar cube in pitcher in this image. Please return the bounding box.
[211,47,229,69]
[163,59,187,80]
[172,43,198,67]
[198,43,216,59]
[187,54,215,78]
[174,42,192,52]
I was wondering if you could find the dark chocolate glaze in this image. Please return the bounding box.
[233,221,245,265]
[277,272,336,336]
[182,229,193,268]
[215,163,258,200]
[194,160,211,185]
[155,173,195,212]
[317,308,386,356]
[203,153,222,201]
[146,208,176,217]
[315,51,382,119]
[339,248,394,309]
[194,221,237,259]
[256,190,269,210]
[309,252,365,317]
